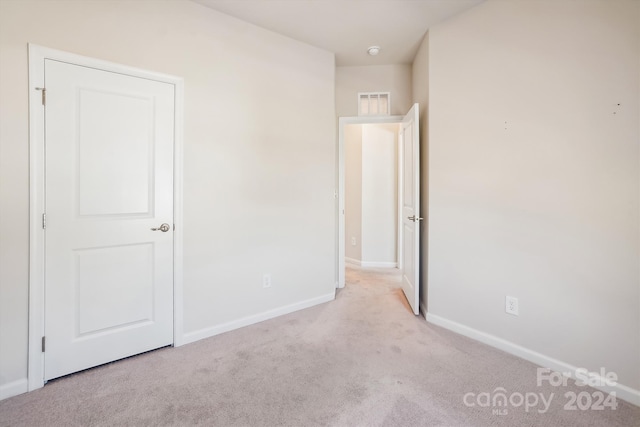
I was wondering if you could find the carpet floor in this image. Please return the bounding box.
[1,265,638,426]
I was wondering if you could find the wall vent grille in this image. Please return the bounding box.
[358,92,390,116]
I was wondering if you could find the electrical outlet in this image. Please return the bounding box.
[351,237,356,246]
[505,296,519,316]
[263,274,271,288]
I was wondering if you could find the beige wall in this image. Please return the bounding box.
[345,124,363,261]
[0,0,336,395]
[361,124,398,265]
[424,0,640,391]
[336,65,412,117]
[411,32,429,309]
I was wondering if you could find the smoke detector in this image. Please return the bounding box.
[367,46,381,56]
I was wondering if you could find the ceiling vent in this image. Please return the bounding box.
[358,92,390,116]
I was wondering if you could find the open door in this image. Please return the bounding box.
[400,103,421,315]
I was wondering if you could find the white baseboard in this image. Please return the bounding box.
[361,261,397,268]
[426,313,640,407]
[182,292,335,345]
[345,258,397,268]
[0,378,28,401]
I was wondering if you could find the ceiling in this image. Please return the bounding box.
[192,0,483,66]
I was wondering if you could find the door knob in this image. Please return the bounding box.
[151,223,171,232]
[407,215,424,222]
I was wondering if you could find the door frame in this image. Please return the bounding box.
[337,115,403,288]
[27,44,184,391]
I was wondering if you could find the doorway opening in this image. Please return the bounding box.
[337,104,421,315]
[344,122,401,269]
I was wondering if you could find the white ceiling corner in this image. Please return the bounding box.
[191,0,484,66]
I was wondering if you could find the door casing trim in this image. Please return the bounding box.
[27,44,185,391]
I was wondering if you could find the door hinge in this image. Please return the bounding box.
[42,213,46,229]
[41,336,46,352]
[35,87,46,106]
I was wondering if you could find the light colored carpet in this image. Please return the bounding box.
[1,266,638,426]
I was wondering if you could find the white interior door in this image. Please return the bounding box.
[400,103,421,315]
[44,59,175,380]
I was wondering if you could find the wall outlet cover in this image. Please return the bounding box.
[505,296,519,316]
[263,274,272,288]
